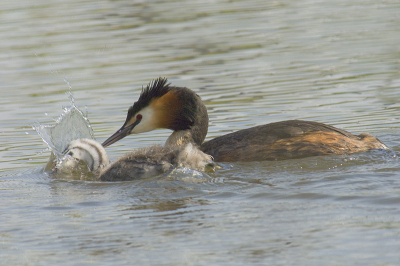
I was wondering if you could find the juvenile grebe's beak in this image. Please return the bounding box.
[102,119,141,147]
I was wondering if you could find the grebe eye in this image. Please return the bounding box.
[136,114,143,120]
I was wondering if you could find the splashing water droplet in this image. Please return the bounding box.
[34,102,95,160]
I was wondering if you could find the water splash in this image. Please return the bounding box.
[33,101,95,160]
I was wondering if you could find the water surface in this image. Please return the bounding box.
[1,0,400,265]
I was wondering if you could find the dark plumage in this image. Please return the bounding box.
[200,120,388,161]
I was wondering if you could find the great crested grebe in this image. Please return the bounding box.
[101,78,388,163]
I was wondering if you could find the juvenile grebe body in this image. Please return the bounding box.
[101,78,388,164]
[59,138,212,181]
[99,143,213,181]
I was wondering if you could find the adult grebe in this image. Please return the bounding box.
[102,77,388,163]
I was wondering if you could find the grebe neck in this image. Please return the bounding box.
[165,99,209,147]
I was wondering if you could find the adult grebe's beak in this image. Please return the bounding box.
[102,119,141,147]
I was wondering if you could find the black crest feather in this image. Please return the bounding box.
[122,77,209,146]
[125,77,171,122]
[139,77,171,105]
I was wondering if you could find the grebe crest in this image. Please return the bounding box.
[102,77,208,148]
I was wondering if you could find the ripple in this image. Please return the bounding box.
[2,0,400,265]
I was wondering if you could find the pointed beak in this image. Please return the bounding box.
[102,119,140,148]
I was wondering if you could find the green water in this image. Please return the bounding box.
[1,0,400,265]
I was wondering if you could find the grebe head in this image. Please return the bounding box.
[102,78,208,148]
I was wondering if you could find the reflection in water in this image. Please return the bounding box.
[128,198,210,213]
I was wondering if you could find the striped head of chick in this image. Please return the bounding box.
[60,138,109,172]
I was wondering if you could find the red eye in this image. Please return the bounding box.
[136,114,143,120]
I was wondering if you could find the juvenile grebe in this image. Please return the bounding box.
[102,78,388,162]
[60,139,212,181]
